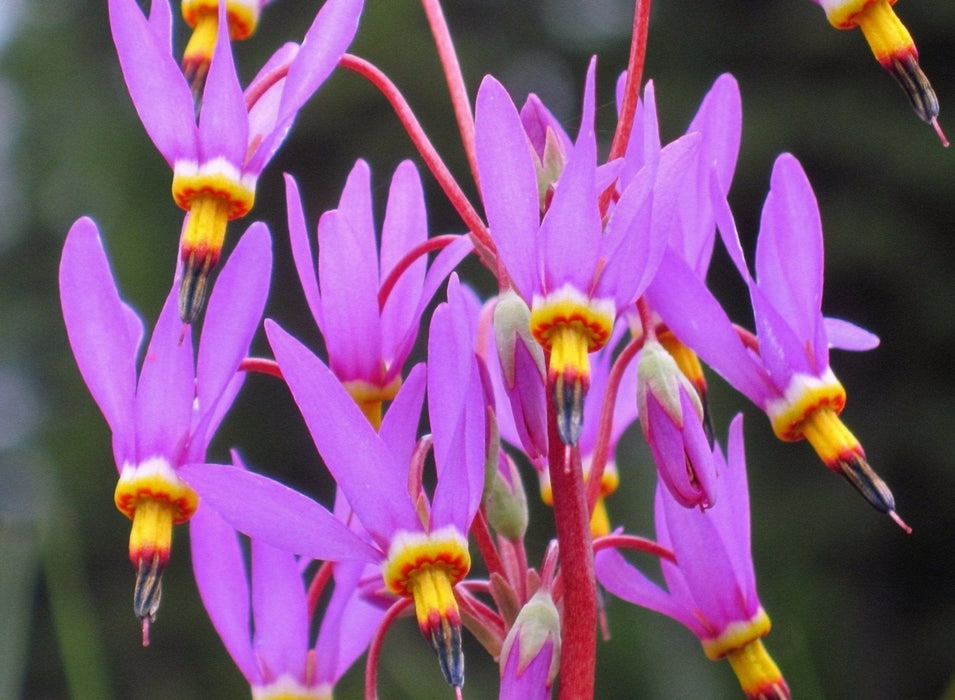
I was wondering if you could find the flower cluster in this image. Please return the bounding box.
[60,0,931,697]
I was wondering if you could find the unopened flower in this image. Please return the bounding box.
[499,589,561,700]
[59,217,271,640]
[637,339,717,509]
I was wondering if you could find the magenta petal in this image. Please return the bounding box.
[710,415,757,605]
[755,153,824,355]
[540,61,601,292]
[250,539,309,685]
[314,561,384,687]
[190,504,260,684]
[180,462,381,563]
[824,317,880,351]
[198,4,249,167]
[475,75,541,300]
[196,222,271,439]
[277,0,363,124]
[108,0,196,166]
[59,218,138,463]
[658,468,755,632]
[265,321,420,540]
[594,547,702,637]
[749,282,815,385]
[146,0,172,53]
[386,236,473,383]
[378,363,426,477]
[245,43,299,176]
[134,286,195,462]
[248,0,362,173]
[429,278,487,531]
[317,210,381,384]
[645,248,775,407]
[285,174,323,329]
[379,161,427,356]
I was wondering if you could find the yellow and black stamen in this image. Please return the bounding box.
[172,165,255,323]
[827,0,947,142]
[114,458,199,642]
[529,286,615,446]
[702,609,791,700]
[768,373,909,529]
[383,528,471,689]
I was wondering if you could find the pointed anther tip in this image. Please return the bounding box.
[835,453,898,516]
[141,616,151,647]
[178,254,214,324]
[553,374,584,447]
[889,510,913,534]
[931,118,949,147]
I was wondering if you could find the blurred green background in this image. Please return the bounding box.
[1,0,954,698]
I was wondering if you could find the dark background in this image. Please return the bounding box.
[1,0,954,698]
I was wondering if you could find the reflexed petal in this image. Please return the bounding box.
[681,73,741,276]
[755,154,824,357]
[245,44,299,175]
[645,249,775,407]
[317,210,381,384]
[475,75,540,299]
[251,539,309,684]
[749,283,814,384]
[248,0,363,174]
[59,218,138,462]
[278,0,363,121]
[378,363,427,475]
[190,504,260,684]
[134,286,195,462]
[594,547,703,637]
[265,321,420,540]
[824,317,880,351]
[108,0,196,166]
[180,462,382,563]
[657,461,755,631]
[540,60,600,292]
[429,278,487,531]
[314,561,385,687]
[198,5,249,166]
[196,222,271,442]
[285,174,323,329]
[386,236,473,384]
[380,161,427,355]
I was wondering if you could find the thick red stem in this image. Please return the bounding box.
[339,54,497,263]
[547,391,596,699]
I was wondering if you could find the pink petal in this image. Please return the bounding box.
[59,218,138,465]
